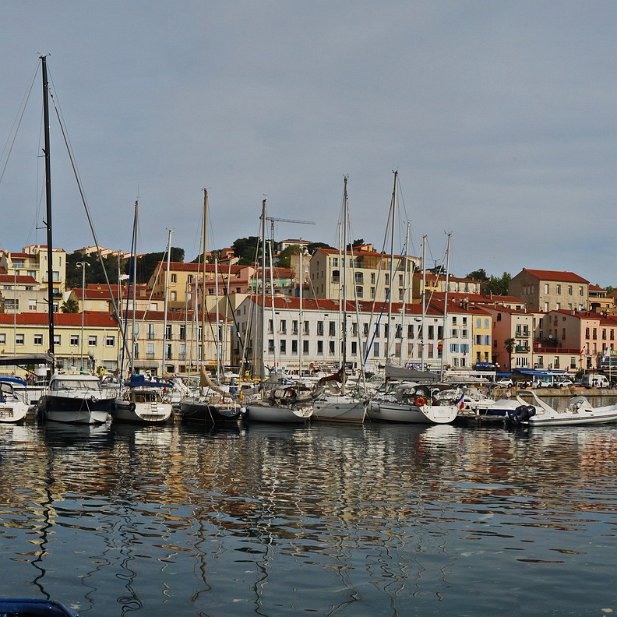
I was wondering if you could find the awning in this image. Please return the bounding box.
[0,353,54,366]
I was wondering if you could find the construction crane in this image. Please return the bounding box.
[265,215,315,243]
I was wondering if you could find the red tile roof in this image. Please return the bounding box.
[521,269,589,284]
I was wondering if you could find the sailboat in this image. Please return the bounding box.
[35,56,116,425]
[112,202,173,425]
[177,190,243,426]
[0,380,30,424]
[311,177,368,424]
[244,198,315,424]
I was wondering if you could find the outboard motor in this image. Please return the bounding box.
[507,404,536,425]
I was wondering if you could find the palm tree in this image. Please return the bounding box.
[61,298,80,313]
[505,338,515,371]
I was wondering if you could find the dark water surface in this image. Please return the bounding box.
[1,419,617,616]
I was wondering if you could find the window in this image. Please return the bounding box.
[544,283,549,293]
[356,286,363,298]
[280,320,287,334]
[371,273,376,284]
[268,339,274,353]
[328,341,335,355]
[106,336,115,347]
[16,334,24,345]
[303,340,309,354]
[329,321,336,336]
[0,334,5,345]
[147,343,155,359]
[568,285,573,295]
[88,335,97,346]
[556,284,561,294]
[280,340,286,354]
[28,299,37,311]
[147,324,155,340]
[53,335,61,346]
[370,287,376,299]
[71,335,79,346]
[373,342,380,357]
[303,321,310,335]
[268,319,273,334]
[170,291,177,302]
[179,325,186,341]
[171,274,177,283]
[317,340,323,354]
[317,321,324,336]
[34,334,43,345]
[165,325,172,340]
[291,340,298,354]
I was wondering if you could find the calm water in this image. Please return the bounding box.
[1,417,617,616]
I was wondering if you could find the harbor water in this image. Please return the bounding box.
[1,416,617,616]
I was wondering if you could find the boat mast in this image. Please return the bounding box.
[161,228,172,377]
[259,199,267,381]
[386,170,397,361]
[341,176,349,393]
[41,56,55,360]
[421,234,427,371]
[440,232,452,378]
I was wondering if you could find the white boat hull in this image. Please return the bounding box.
[246,403,312,423]
[113,400,173,424]
[369,402,458,424]
[0,401,29,423]
[312,396,367,424]
[43,407,110,425]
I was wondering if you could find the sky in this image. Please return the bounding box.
[1,1,616,286]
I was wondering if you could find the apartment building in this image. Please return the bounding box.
[509,268,589,312]
[309,247,419,303]
[0,245,67,298]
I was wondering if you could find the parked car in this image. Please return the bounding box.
[556,379,574,387]
[495,378,513,387]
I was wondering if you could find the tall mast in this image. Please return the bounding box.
[41,56,55,358]
[421,234,427,371]
[386,170,397,361]
[259,199,267,380]
[161,228,172,377]
[341,177,349,392]
[440,232,452,378]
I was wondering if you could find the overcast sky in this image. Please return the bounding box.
[1,1,616,286]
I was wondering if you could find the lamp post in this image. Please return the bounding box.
[76,262,89,371]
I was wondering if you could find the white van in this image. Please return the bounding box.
[581,373,610,388]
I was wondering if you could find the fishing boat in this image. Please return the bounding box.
[37,372,114,424]
[0,381,29,424]
[507,390,617,427]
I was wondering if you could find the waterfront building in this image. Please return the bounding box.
[233,295,473,378]
[0,272,48,313]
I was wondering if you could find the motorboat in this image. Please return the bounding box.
[113,375,174,424]
[0,381,29,424]
[37,373,115,424]
[507,390,617,426]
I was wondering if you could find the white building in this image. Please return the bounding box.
[233,295,473,378]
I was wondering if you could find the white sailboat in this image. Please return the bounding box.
[34,56,116,425]
[177,189,243,426]
[112,202,173,425]
[0,381,29,424]
[311,178,368,424]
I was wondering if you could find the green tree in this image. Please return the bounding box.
[306,241,333,254]
[61,297,80,313]
[466,268,489,281]
[484,272,512,296]
[231,236,260,265]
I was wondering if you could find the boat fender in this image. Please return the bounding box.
[414,396,426,407]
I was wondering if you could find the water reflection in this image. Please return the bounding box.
[0,422,617,615]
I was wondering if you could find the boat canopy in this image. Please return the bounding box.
[0,353,54,366]
[385,363,441,382]
[125,373,173,388]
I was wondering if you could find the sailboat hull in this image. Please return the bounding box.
[246,402,312,423]
[369,402,458,424]
[312,396,367,424]
[178,398,242,425]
